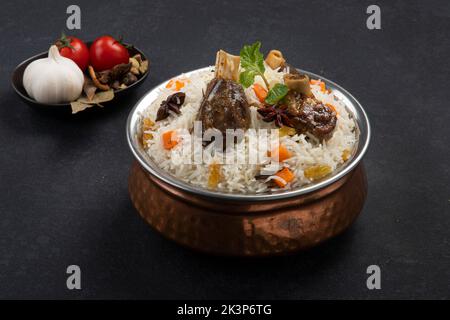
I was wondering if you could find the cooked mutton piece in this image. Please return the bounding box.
[284,91,337,140]
[197,78,250,147]
[215,50,240,82]
[197,50,251,148]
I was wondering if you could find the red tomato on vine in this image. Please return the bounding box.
[55,33,90,71]
[89,35,130,71]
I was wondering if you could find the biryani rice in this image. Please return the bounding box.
[140,66,357,194]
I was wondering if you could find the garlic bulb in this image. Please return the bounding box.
[23,45,84,104]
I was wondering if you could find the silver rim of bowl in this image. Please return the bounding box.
[126,67,371,202]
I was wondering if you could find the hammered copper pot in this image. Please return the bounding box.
[127,67,371,256]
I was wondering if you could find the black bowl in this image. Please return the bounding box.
[11,42,149,111]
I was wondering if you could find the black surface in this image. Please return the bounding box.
[0,0,449,299]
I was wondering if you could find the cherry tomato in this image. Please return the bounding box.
[89,36,130,71]
[55,34,89,71]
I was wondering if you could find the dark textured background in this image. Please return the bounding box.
[0,0,449,299]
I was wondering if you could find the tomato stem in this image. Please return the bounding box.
[56,32,75,50]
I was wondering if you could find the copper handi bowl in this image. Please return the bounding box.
[127,67,371,256]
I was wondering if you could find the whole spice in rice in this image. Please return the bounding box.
[257,104,292,127]
[156,92,186,121]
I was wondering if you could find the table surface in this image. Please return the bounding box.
[0,0,449,299]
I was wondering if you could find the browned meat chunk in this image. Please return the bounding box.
[284,91,337,140]
[197,78,251,145]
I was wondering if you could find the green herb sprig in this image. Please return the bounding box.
[239,41,289,105]
[239,41,270,89]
